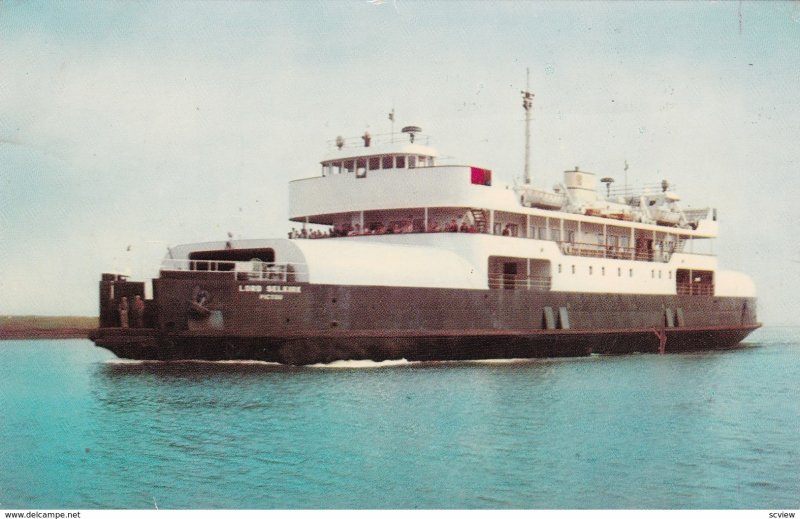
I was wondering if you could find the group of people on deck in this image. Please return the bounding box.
[288,218,481,239]
[117,295,146,328]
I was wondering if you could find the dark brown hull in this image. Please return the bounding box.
[91,324,759,365]
[91,274,760,365]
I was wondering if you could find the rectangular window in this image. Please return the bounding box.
[343,160,354,173]
[409,156,417,168]
[505,224,519,237]
[382,156,393,169]
[396,156,406,168]
[368,157,380,171]
[356,158,367,178]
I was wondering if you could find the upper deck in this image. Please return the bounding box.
[289,129,718,242]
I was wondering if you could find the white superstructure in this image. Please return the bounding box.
[159,121,754,301]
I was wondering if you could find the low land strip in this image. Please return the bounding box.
[0,315,98,339]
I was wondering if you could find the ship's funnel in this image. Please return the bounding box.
[563,167,598,204]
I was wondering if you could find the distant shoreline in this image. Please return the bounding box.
[0,316,97,341]
[0,328,92,340]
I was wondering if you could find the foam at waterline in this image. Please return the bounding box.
[104,358,157,365]
[308,358,412,369]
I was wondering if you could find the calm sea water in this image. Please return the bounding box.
[1,327,799,509]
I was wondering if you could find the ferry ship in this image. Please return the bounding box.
[90,92,760,364]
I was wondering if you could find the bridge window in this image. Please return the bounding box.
[322,162,342,176]
[356,158,367,178]
[408,156,417,168]
[396,155,405,168]
[368,156,380,171]
[382,155,393,169]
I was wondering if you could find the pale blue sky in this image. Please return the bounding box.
[1,1,798,323]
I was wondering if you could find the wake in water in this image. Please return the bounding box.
[103,355,604,370]
[308,358,412,369]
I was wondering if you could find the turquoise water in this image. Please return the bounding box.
[1,328,799,509]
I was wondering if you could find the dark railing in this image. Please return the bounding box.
[676,283,714,296]
[488,275,552,291]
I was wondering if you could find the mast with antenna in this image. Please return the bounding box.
[521,68,534,185]
[388,107,395,143]
[624,160,629,200]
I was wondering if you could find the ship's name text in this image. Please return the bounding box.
[239,284,301,294]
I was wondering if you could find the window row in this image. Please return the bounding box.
[556,264,673,279]
[322,154,435,177]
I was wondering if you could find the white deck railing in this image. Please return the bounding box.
[161,259,307,282]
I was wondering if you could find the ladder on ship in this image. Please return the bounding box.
[470,208,488,233]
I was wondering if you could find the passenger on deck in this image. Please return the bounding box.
[446,219,458,232]
[502,224,511,236]
[118,297,129,328]
[459,221,469,232]
[133,295,145,328]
